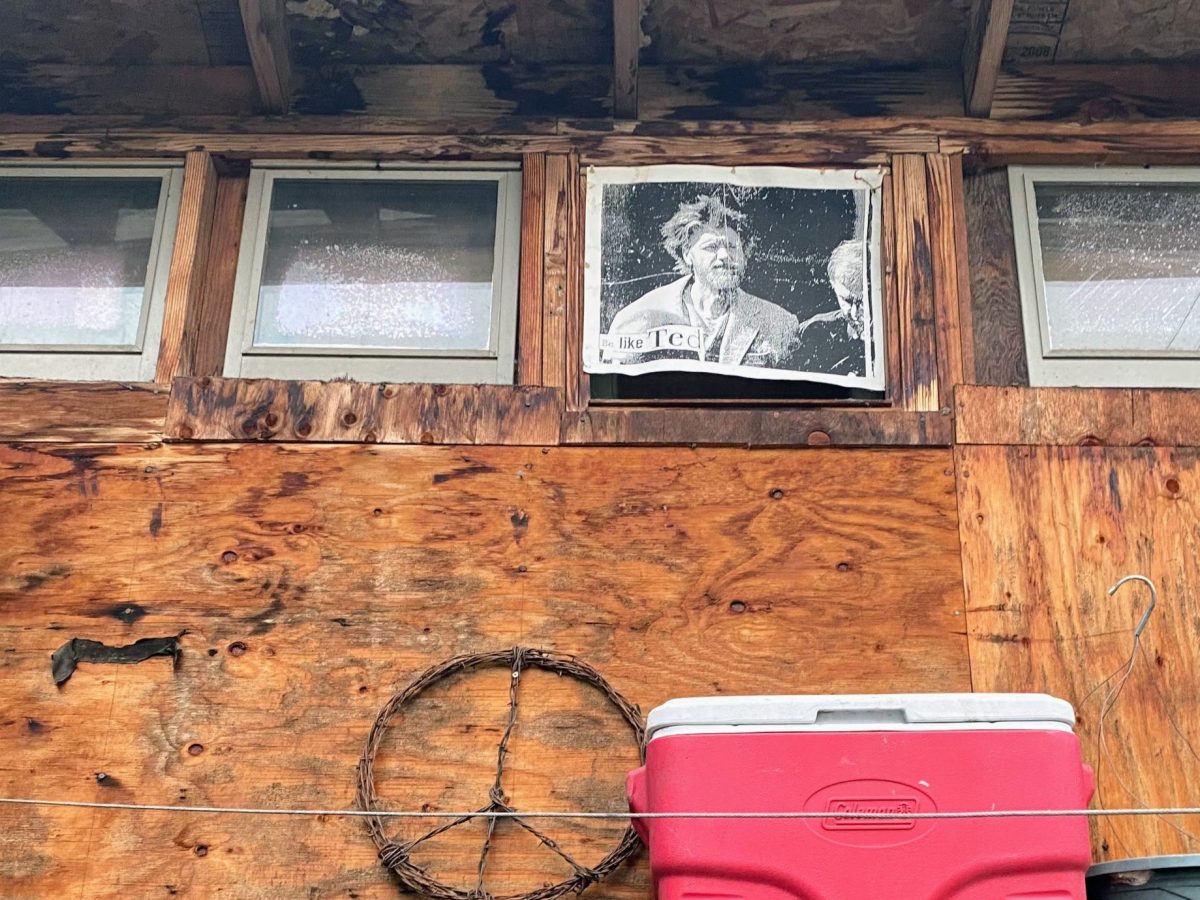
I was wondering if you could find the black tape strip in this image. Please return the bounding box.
[51,633,184,685]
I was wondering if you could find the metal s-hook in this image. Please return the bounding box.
[1108,574,1158,639]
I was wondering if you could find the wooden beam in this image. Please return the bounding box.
[962,0,1015,117]
[562,407,952,446]
[891,155,940,412]
[166,379,562,445]
[155,151,218,383]
[0,382,168,443]
[955,385,1200,446]
[185,174,250,377]
[613,0,641,119]
[238,0,294,114]
[17,111,1200,167]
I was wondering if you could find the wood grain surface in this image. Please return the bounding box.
[963,168,1028,386]
[0,443,967,897]
[956,385,1200,446]
[891,155,940,411]
[156,152,218,383]
[0,382,168,443]
[958,444,1200,859]
[165,379,563,446]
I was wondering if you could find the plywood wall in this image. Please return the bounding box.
[0,442,967,898]
[959,443,1200,860]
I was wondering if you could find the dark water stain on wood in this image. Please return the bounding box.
[433,461,498,484]
[148,504,164,537]
[100,602,149,625]
[21,564,71,592]
[481,63,609,118]
[510,509,530,542]
[245,597,285,636]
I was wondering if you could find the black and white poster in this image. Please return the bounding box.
[583,165,885,389]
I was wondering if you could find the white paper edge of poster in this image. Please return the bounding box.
[583,164,886,390]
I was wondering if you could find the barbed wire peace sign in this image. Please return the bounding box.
[356,648,646,900]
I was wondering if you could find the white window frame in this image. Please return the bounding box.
[0,162,184,381]
[1010,165,1200,388]
[225,162,522,384]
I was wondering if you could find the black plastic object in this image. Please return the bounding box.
[1087,856,1200,897]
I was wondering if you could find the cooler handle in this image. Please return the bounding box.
[626,766,650,843]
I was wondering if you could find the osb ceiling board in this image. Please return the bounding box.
[1006,0,1200,64]
[0,0,238,65]
[641,0,973,65]
[286,0,612,66]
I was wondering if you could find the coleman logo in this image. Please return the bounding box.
[823,798,918,831]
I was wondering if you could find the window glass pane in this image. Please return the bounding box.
[253,179,499,352]
[0,177,162,347]
[1034,182,1200,353]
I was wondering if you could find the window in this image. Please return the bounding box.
[1010,166,1200,387]
[0,164,183,380]
[225,163,522,383]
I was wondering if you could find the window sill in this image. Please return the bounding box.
[562,406,951,446]
[0,379,169,444]
[165,377,562,445]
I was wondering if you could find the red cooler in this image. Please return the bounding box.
[627,694,1094,900]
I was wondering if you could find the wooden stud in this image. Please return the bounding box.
[613,0,641,119]
[184,174,249,377]
[541,154,570,390]
[925,154,967,398]
[238,0,294,115]
[947,154,977,384]
[962,0,1016,117]
[891,155,940,412]
[564,153,588,411]
[155,151,218,383]
[880,172,903,404]
[517,153,547,385]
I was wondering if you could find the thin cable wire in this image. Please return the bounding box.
[7,796,1200,820]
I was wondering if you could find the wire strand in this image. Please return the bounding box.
[6,796,1200,820]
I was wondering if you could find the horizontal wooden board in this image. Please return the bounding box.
[166,378,563,446]
[563,408,952,446]
[958,444,1200,859]
[0,442,967,897]
[956,385,1200,446]
[8,115,1200,166]
[0,381,168,443]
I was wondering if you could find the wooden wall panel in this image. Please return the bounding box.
[0,443,967,897]
[958,444,1200,859]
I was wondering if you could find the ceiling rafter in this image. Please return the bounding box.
[238,0,294,115]
[962,0,1015,117]
[613,0,642,119]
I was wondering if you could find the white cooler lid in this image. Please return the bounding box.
[646,693,1076,741]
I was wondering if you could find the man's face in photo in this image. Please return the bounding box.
[684,225,745,292]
